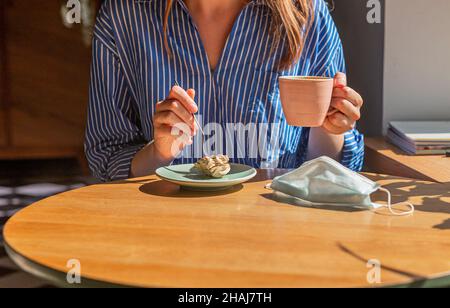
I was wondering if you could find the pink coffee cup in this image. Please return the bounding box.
[279,76,334,127]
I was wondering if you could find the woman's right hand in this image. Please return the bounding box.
[152,85,198,160]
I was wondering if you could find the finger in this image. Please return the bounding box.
[154,125,181,141]
[156,99,194,129]
[322,118,343,135]
[154,125,193,143]
[330,98,361,121]
[154,111,193,136]
[327,107,339,116]
[333,86,363,107]
[170,125,194,145]
[168,86,198,113]
[186,88,196,99]
[334,72,347,88]
[154,126,193,152]
[328,112,354,130]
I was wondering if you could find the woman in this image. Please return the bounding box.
[85,0,364,182]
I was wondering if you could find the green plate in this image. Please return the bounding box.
[156,163,257,191]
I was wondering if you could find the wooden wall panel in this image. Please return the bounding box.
[6,0,91,147]
[0,110,6,146]
[0,0,9,147]
[10,107,84,148]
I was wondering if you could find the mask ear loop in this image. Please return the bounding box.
[378,187,415,216]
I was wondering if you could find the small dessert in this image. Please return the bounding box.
[194,155,231,178]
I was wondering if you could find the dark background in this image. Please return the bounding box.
[331,0,385,136]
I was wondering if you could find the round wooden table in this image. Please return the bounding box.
[3,170,450,288]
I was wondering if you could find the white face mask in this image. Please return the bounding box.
[266,156,414,216]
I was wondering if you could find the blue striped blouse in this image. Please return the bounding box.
[85,0,364,182]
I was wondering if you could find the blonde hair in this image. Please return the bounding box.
[163,0,314,70]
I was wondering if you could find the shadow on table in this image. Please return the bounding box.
[337,242,430,287]
[245,169,291,183]
[107,178,155,185]
[138,180,243,198]
[367,174,450,214]
[433,218,450,230]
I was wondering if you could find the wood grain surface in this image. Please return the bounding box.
[4,170,450,288]
[365,137,450,183]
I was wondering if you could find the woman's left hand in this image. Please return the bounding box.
[322,72,363,135]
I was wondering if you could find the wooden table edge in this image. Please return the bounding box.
[3,241,128,288]
[5,235,450,288]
